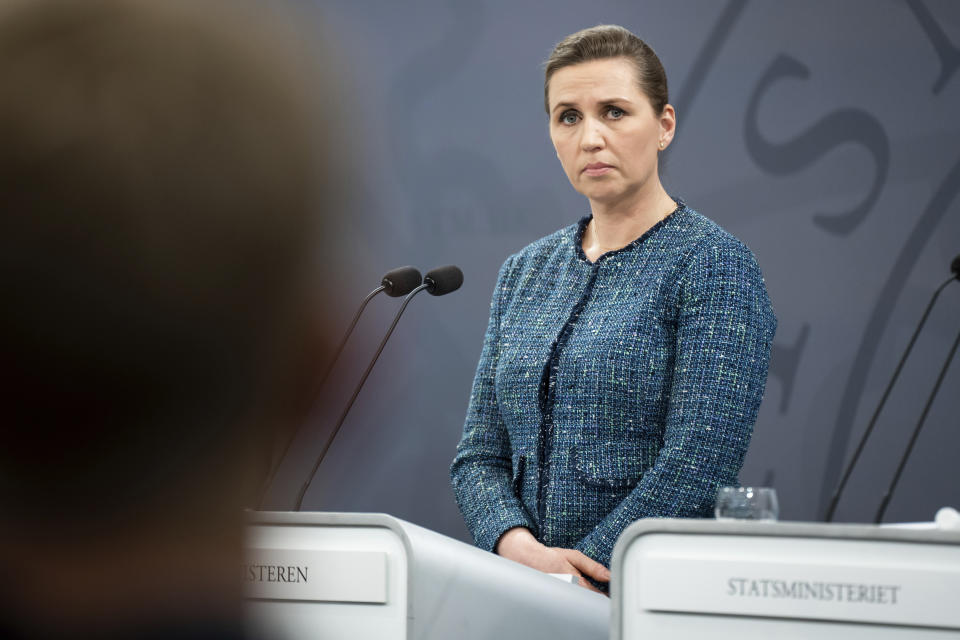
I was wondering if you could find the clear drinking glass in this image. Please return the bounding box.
[715,486,779,521]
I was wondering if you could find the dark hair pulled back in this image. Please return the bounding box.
[544,24,668,115]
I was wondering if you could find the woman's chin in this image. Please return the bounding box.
[578,183,618,200]
[580,187,635,207]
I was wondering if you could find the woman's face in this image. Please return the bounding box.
[547,57,674,207]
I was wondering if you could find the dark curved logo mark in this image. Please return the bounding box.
[745,54,889,237]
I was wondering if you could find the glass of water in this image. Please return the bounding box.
[715,486,779,521]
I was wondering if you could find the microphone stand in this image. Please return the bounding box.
[825,275,956,522]
[294,282,431,510]
[256,286,384,508]
[257,267,421,509]
[874,324,960,523]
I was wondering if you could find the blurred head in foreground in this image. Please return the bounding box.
[0,0,342,634]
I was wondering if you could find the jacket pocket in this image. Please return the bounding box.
[573,441,657,489]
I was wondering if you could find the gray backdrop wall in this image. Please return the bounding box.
[263,0,960,540]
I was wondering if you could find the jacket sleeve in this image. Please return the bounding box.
[574,239,777,567]
[450,255,537,553]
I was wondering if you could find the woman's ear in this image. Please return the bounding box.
[659,104,676,149]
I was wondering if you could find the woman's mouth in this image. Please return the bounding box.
[582,162,613,177]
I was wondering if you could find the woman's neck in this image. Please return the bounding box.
[583,184,675,261]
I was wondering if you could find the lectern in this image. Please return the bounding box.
[610,519,960,639]
[244,511,609,640]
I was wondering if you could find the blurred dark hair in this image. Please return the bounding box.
[0,0,343,527]
[544,24,669,115]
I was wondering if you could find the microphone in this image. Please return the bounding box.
[825,254,959,522]
[381,265,425,297]
[294,265,464,510]
[424,264,464,295]
[257,266,421,508]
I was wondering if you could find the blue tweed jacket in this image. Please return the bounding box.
[450,201,776,568]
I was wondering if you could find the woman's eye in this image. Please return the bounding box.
[560,111,579,125]
[607,107,625,119]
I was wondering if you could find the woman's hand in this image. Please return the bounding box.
[495,527,610,594]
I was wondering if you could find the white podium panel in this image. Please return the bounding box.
[610,519,960,639]
[244,511,609,640]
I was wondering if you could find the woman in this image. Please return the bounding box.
[450,24,776,592]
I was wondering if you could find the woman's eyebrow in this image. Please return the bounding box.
[551,101,577,114]
[552,96,636,114]
[598,96,634,105]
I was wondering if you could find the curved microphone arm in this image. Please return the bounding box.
[317,286,387,393]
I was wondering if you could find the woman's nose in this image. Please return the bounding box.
[579,117,605,151]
